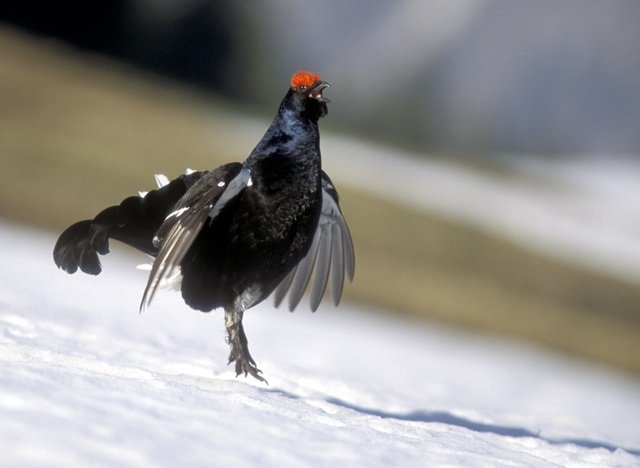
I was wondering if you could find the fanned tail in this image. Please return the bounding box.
[53,219,108,275]
[53,170,206,276]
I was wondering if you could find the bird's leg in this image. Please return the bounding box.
[224,306,267,384]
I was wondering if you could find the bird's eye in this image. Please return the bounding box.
[297,85,308,92]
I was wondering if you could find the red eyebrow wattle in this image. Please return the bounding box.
[290,71,322,88]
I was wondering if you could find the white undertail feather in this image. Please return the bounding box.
[154,174,170,188]
[234,285,263,313]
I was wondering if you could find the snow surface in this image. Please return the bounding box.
[1,222,639,467]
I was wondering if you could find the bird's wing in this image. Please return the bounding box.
[140,163,248,311]
[274,172,355,312]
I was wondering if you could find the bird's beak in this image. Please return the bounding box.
[309,81,331,103]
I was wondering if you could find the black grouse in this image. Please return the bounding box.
[53,71,355,383]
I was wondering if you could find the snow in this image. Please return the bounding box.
[1,221,639,467]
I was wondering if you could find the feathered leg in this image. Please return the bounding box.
[224,306,267,384]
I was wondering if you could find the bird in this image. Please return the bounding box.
[53,70,355,383]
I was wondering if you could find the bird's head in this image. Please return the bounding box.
[290,71,330,103]
[287,70,330,119]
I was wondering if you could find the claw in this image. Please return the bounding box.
[228,345,268,384]
[225,307,268,384]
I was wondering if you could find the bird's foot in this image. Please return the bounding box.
[225,308,268,384]
[228,344,267,384]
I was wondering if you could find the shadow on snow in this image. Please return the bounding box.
[326,397,640,457]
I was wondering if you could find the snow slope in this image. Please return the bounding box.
[1,222,639,467]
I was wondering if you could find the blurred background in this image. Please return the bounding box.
[1,0,639,373]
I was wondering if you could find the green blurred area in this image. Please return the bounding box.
[2,28,639,374]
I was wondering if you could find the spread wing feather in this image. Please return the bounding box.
[309,224,332,311]
[275,172,355,312]
[139,163,247,311]
[286,230,320,311]
[329,222,345,306]
[273,266,296,309]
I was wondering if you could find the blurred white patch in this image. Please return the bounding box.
[165,206,189,220]
[136,262,182,291]
[154,174,170,188]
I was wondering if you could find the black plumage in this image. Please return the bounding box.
[53,71,354,383]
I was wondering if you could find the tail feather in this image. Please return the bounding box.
[53,220,107,275]
[53,170,206,276]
